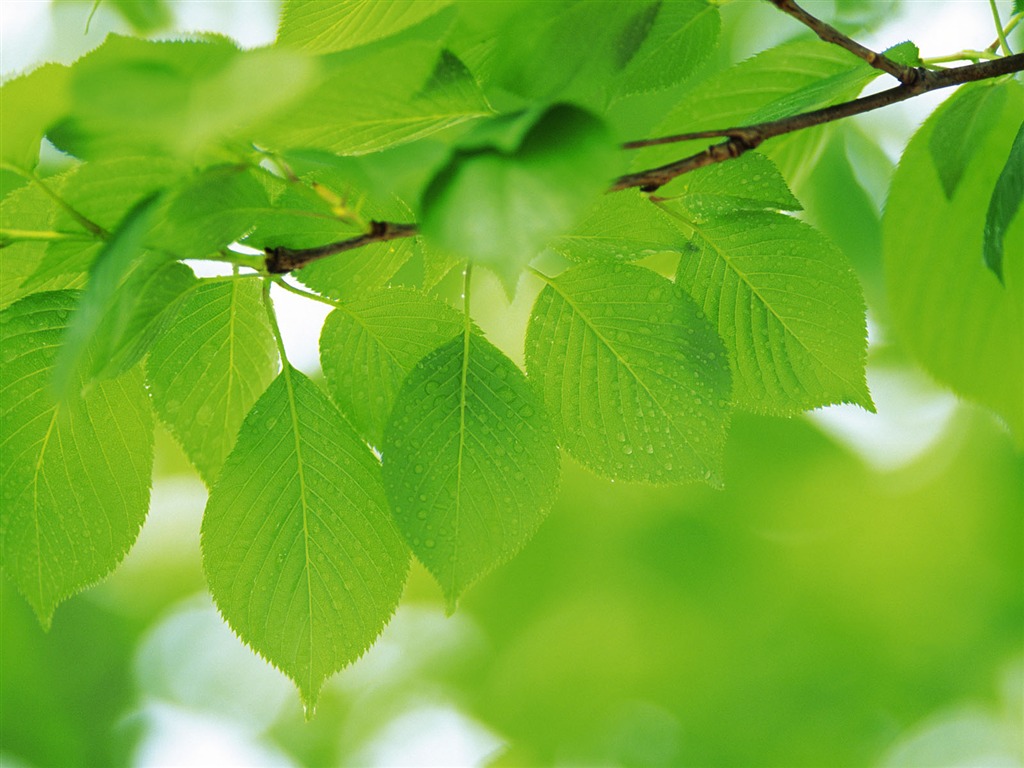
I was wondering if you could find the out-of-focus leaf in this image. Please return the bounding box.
[983,120,1024,282]
[277,0,453,54]
[0,64,70,170]
[928,84,1008,199]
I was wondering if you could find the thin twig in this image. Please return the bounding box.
[988,0,1014,56]
[613,54,1024,192]
[766,0,918,84]
[264,220,419,273]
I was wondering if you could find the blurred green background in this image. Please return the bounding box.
[2,2,1022,766]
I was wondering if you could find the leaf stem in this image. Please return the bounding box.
[988,0,1014,55]
[270,275,345,311]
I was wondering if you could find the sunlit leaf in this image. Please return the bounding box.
[983,120,1024,282]
[526,263,730,485]
[278,0,453,54]
[203,365,409,711]
[0,290,153,626]
[319,288,463,446]
[147,278,279,484]
[0,64,70,170]
[884,81,1024,440]
[382,331,560,610]
[928,83,1008,199]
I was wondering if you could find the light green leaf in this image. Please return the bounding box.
[0,290,154,627]
[525,263,730,486]
[0,64,70,170]
[382,331,560,610]
[104,0,172,32]
[548,190,682,264]
[147,279,278,485]
[202,365,408,711]
[928,84,1008,199]
[613,0,720,97]
[52,194,162,397]
[255,45,490,157]
[421,104,617,293]
[983,120,1024,283]
[48,36,313,161]
[154,166,271,259]
[670,207,872,414]
[655,152,801,213]
[884,81,1024,440]
[1,182,72,308]
[319,288,463,446]
[26,157,185,288]
[278,0,453,54]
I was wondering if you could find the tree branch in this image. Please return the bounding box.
[766,0,918,84]
[265,53,1023,273]
[264,220,419,273]
[613,54,1024,192]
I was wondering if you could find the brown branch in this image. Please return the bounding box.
[266,53,1023,273]
[613,53,1024,192]
[766,0,918,84]
[264,220,418,273]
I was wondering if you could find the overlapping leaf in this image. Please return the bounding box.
[884,81,1024,440]
[928,83,1008,199]
[147,279,279,484]
[202,366,409,711]
[0,64,70,170]
[671,207,872,414]
[525,263,730,485]
[0,290,154,626]
[277,0,453,54]
[983,120,1024,282]
[319,288,463,446]
[382,331,560,610]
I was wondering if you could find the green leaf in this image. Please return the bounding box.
[202,365,408,711]
[52,194,162,397]
[154,166,271,259]
[255,45,490,157]
[928,84,1008,199]
[91,260,197,380]
[0,64,70,170]
[983,120,1024,283]
[655,152,801,213]
[1,182,73,308]
[421,104,617,293]
[884,81,1024,441]
[26,157,185,288]
[147,279,278,485]
[525,264,730,486]
[548,190,683,264]
[669,207,873,414]
[48,36,313,161]
[481,1,656,104]
[613,0,720,97]
[382,331,560,610]
[105,0,172,32]
[319,288,463,446]
[0,290,154,627]
[278,0,453,54]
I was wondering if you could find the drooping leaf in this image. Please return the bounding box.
[202,365,409,711]
[928,83,1008,199]
[613,0,721,98]
[255,44,490,157]
[525,263,730,486]
[147,278,278,485]
[668,206,873,414]
[319,288,463,446]
[0,64,70,170]
[52,194,162,397]
[0,290,154,627]
[382,331,560,610]
[277,0,453,54]
[983,120,1024,282]
[421,104,617,293]
[547,190,682,265]
[884,81,1024,440]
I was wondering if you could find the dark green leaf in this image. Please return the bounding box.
[983,120,1024,282]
